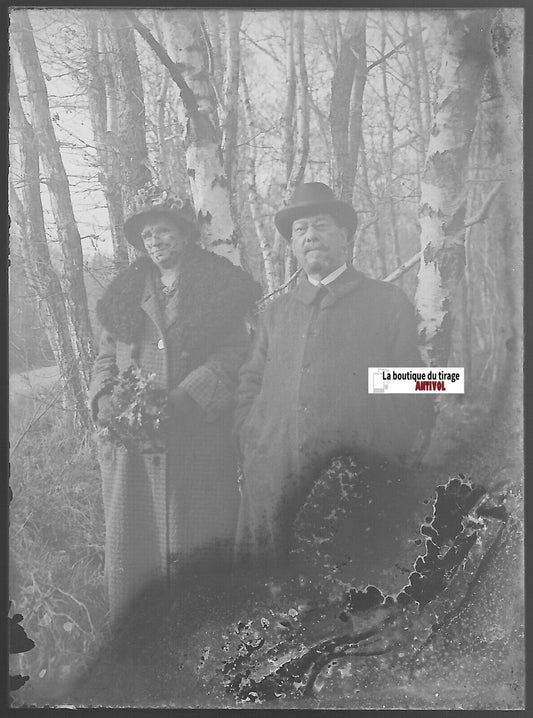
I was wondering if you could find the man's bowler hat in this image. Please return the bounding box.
[274,182,358,241]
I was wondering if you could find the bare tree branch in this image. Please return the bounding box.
[464,181,504,227]
[384,181,504,283]
[384,249,422,283]
[124,10,200,121]
[366,37,412,73]
[240,28,283,65]
[259,267,302,304]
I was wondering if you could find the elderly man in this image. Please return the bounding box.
[90,189,260,620]
[234,182,421,562]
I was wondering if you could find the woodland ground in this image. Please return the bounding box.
[9,376,108,703]
[8,372,524,709]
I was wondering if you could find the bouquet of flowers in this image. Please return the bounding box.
[96,365,169,449]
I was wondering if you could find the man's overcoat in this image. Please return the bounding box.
[234,267,421,560]
[90,245,259,619]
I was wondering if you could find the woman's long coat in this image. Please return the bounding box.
[234,267,422,561]
[90,246,260,620]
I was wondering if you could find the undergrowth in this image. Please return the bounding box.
[9,391,108,705]
[8,387,519,706]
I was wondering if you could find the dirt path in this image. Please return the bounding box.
[10,365,61,399]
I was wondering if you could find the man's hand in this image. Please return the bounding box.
[168,386,203,423]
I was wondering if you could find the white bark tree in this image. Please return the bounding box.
[415,9,497,366]
[330,12,367,204]
[105,12,152,216]
[84,11,129,265]
[241,68,277,292]
[283,11,310,281]
[11,9,94,389]
[221,10,243,217]
[129,9,241,265]
[10,76,91,429]
[486,8,523,426]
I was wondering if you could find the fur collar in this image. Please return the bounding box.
[96,245,261,351]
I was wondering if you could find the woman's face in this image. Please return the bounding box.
[140,218,190,270]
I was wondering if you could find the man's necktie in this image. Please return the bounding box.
[313,283,328,306]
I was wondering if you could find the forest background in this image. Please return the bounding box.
[8,6,523,707]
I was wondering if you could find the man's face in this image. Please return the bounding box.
[140,218,189,269]
[290,213,348,279]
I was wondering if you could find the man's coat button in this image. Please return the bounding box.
[157,339,165,349]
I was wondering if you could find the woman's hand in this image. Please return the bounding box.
[96,394,115,425]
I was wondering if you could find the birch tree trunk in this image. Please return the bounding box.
[270,11,296,286]
[221,9,242,217]
[84,12,129,265]
[357,135,388,278]
[106,11,151,216]
[285,12,309,197]
[135,9,240,265]
[10,79,91,429]
[241,69,276,292]
[155,72,171,187]
[151,10,186,191]
[99,21,124,233]
[284,11,310,281]
[330,12,367,203]
[404,13,428,196]
[204,9,224,98]
[347,17,367,201]
[415,9,496,366]
[487,8,523,426]
[380,17,402,276]
[11,9,94,390]
[329,11,341,66]
[283,12,296,183]
[414,13,432,136]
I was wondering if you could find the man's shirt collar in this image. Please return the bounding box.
[294,265,365,306]
[307,263,348,286]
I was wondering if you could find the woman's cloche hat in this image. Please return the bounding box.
[123,186,197,251]
[274,182,358,241]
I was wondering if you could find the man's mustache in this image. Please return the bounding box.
[304,245,328,253]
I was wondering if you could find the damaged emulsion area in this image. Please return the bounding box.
[223,473,508,704]
[342,476,507,615]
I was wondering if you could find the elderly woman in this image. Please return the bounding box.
[90,191,260,621]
